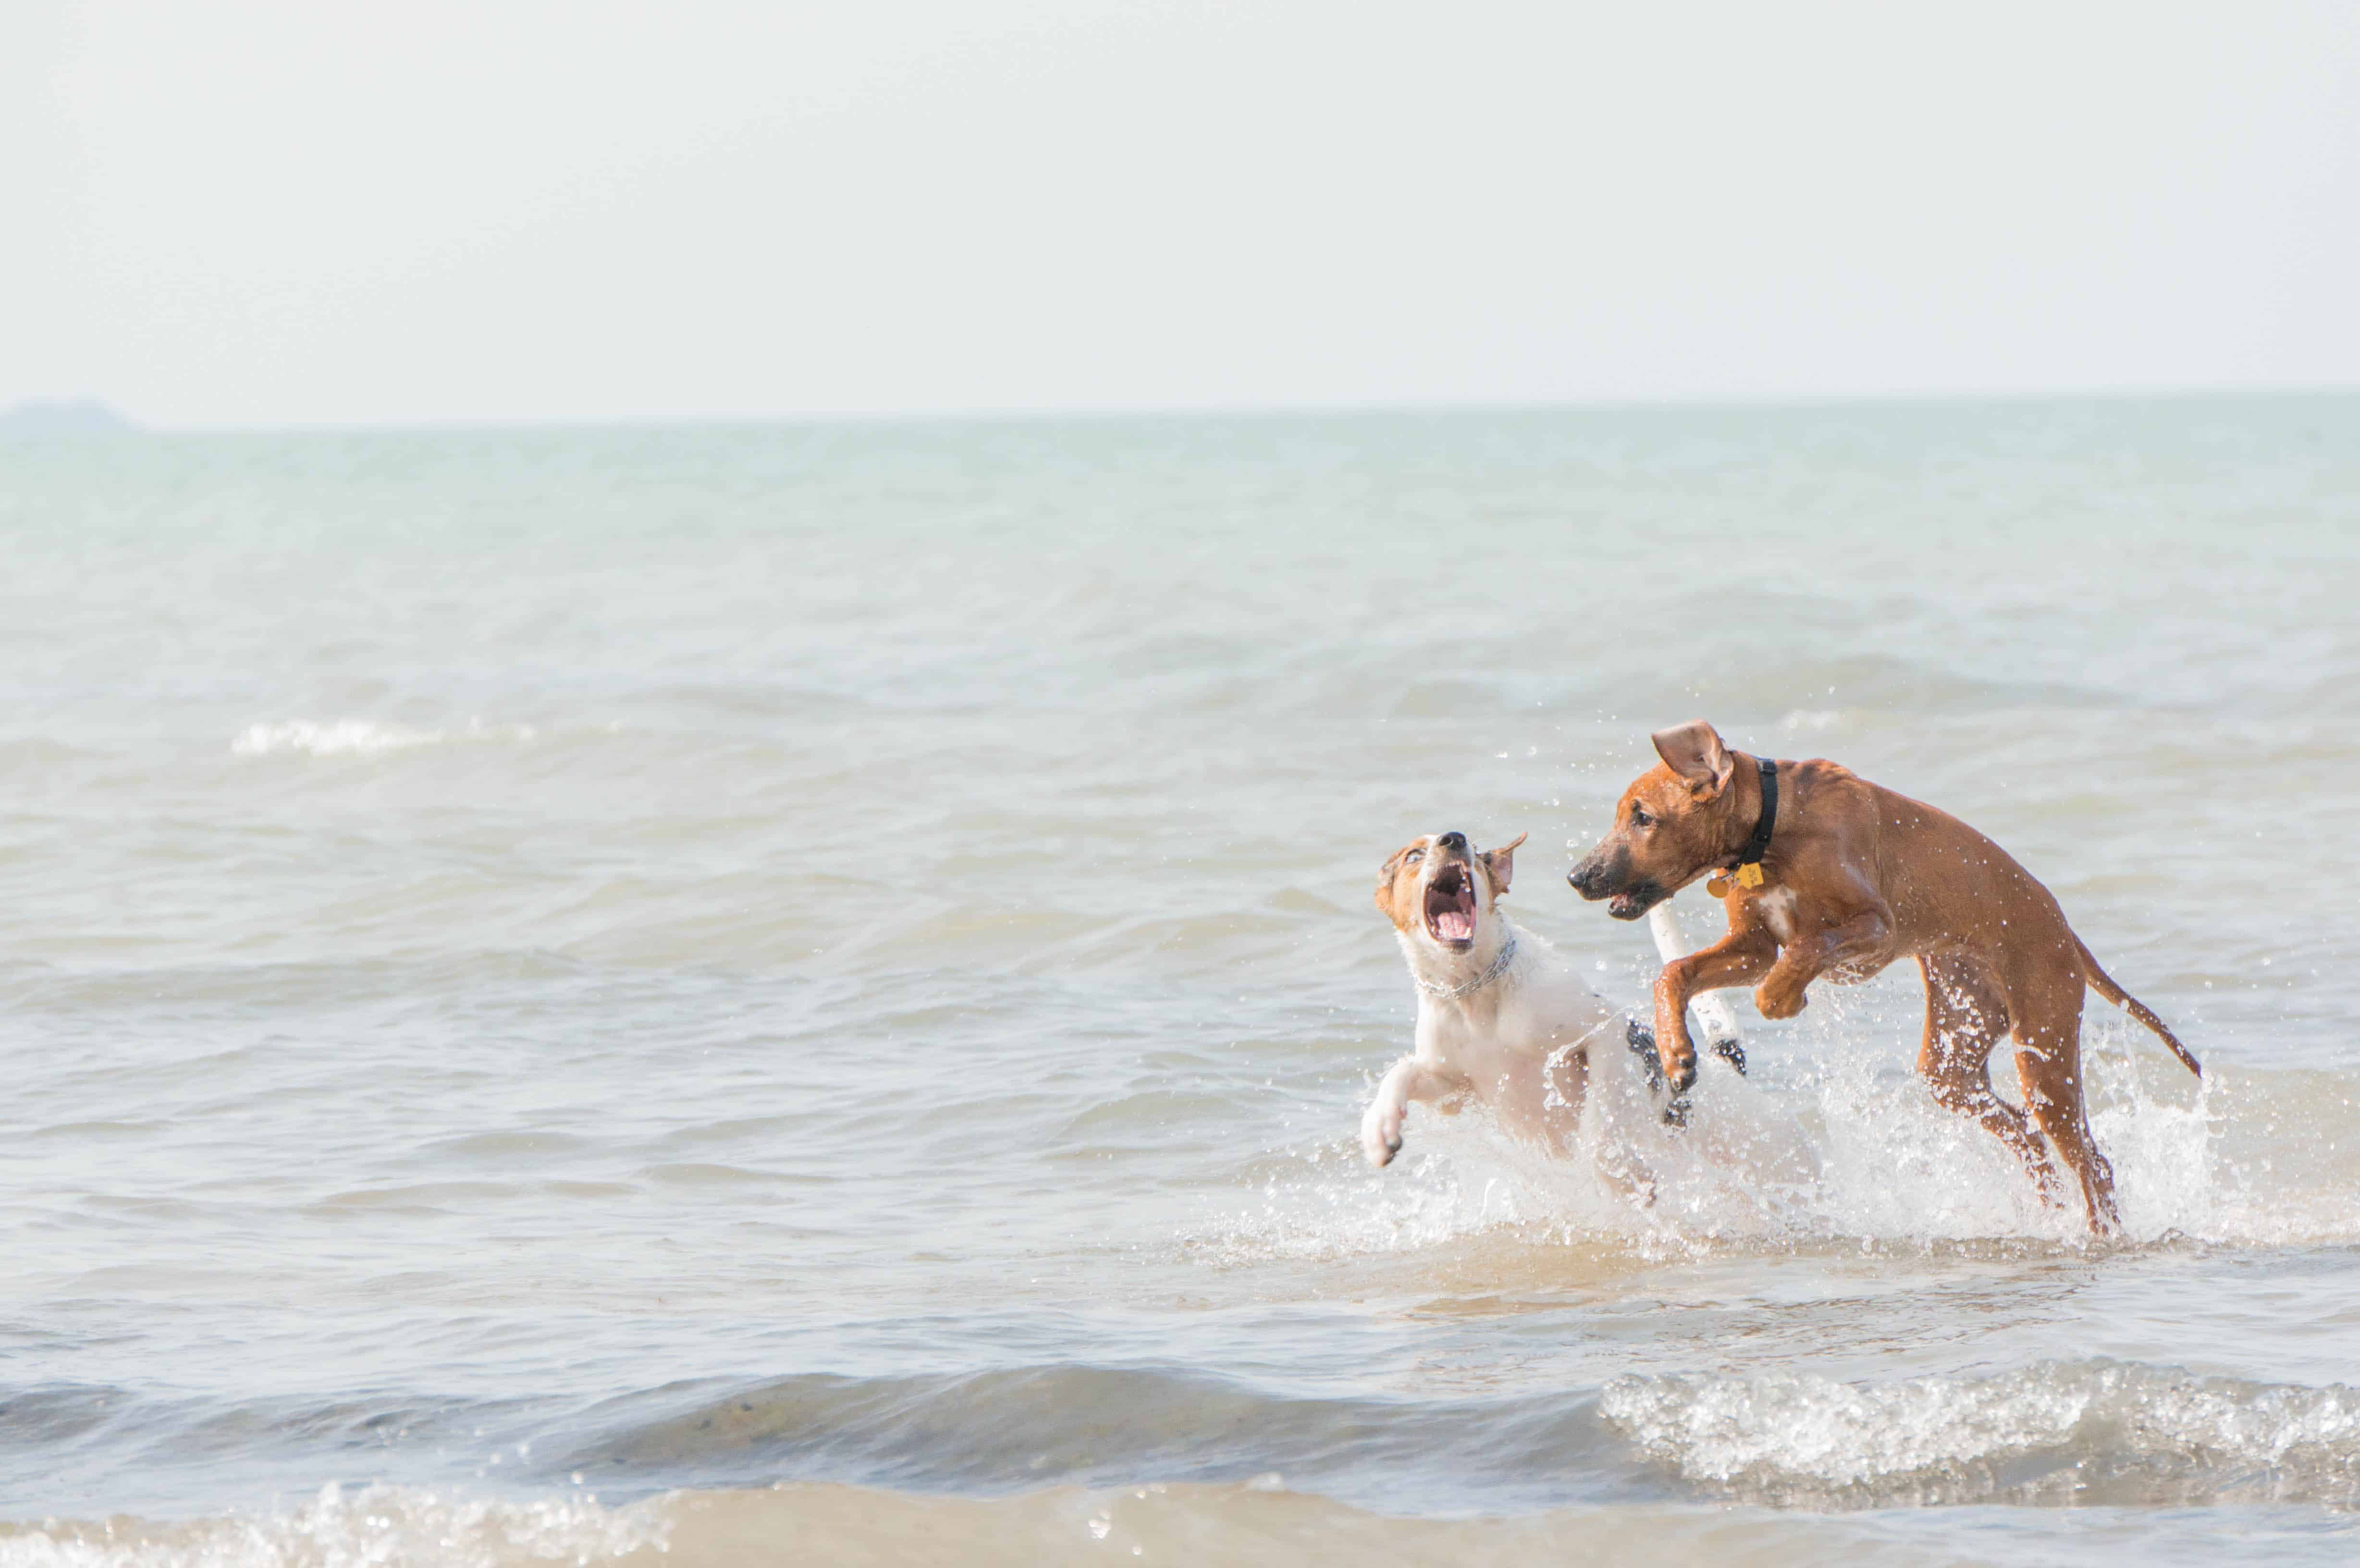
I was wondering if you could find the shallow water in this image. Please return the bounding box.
[1,398,2357,1563]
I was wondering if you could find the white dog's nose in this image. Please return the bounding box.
[1437,831,1467,852]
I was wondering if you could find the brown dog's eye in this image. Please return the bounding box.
[1631,806,1652,829]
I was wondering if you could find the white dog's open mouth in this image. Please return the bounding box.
[1424,866,1478,946]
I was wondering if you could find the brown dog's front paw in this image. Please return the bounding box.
[1755,980,1809,1021]
[1661,1050,1697,1096]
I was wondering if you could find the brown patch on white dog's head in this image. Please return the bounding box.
[1376,830,1522,951]
[1374,840,1424,930]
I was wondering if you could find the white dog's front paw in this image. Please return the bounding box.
[1361,1103,1404,1167]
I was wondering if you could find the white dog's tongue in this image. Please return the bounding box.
[1435,910,1474,943]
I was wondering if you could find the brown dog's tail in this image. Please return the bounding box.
[2075,936,2202,1077]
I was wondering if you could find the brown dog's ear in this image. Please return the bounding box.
[1481,832,1527,896]
[1653,719,1735,797]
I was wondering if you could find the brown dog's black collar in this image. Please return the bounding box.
[1734,756,1778,872]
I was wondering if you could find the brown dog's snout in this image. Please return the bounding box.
[1568,844,1665,921]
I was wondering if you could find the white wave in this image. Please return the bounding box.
[1604,1360,2360,1502]
[229,719,539,758]
[0,1481,667,1568]
[0,1480,2074,1567]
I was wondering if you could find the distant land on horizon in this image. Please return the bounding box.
[0,400,137,439]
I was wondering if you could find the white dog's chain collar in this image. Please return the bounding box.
[1414,931,1518,1000]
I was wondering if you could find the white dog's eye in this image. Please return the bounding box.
[1403,848,1425,864]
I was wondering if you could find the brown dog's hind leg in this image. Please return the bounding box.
[1918,956,2058,1201]
[2013,1003,2120,1235]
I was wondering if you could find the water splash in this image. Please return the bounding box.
[1198,985,2337,1263]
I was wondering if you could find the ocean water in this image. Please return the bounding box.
[0,397,2356,1565]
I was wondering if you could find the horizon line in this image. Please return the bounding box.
[12,380,2360,438]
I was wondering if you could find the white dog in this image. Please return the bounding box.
[1361,828,1650,1168]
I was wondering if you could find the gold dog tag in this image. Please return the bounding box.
[1736,862,1765,890]
[1705,871,1734,899]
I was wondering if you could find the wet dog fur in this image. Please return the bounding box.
[1364,829,1643,1170]
[1567,719,2200,1234]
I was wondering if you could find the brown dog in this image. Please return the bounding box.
[1566,720,2200,1233]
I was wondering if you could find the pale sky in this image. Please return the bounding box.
[6,0,2359,429]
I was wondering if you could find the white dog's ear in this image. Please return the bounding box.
[1652,719,1735,798]
[1481,832,1526,896]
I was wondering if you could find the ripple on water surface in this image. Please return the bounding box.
[1,404,2358,1559]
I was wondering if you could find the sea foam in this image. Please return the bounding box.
[229,719,540,757]
[1605,1359,2360,1506]
[0,1482,667,1568]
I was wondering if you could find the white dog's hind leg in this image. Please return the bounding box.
[1362,1058,1460,1167]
